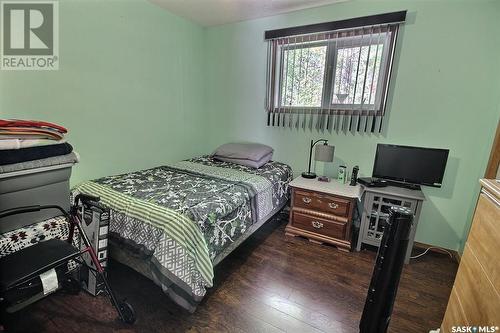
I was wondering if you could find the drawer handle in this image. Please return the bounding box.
[311,221,324,229]
[302,197,312,204]
[328,202,339,209]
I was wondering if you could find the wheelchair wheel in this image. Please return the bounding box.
[118,300,136,324]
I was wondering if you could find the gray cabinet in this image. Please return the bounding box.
[356,186,425,264]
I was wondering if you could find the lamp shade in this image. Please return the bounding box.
[315,144,334,162]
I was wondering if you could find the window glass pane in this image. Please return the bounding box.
[332,43,383,106]
[281,45,326,107]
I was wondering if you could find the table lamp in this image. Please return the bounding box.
[302,139,335,179]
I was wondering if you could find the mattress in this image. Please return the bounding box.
[72,156,293,311]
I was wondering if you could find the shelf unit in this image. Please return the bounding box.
[356,185,425,264]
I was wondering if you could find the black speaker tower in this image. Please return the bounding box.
[359,206,414,333]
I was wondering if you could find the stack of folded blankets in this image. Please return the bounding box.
[0,119,79,260]
[0,119,79,173]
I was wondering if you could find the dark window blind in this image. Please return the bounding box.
[265,11,406,133]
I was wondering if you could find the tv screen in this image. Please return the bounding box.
[373,144,449,187]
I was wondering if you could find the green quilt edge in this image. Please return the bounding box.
[73,181,214,285]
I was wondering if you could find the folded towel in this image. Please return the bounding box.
[0,127,64,140]
[0,138,66,150]
[0,143,73,166]
[0,151,79,174]
[0,119,67,134]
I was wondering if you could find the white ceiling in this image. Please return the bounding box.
[149,0,348,27]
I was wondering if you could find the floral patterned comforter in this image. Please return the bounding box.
[72,156,292,311]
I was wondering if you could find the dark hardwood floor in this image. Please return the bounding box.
[3,211,458,332]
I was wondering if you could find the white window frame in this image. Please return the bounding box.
[274,31,392,113]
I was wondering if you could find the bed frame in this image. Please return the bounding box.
[108,201,287,285]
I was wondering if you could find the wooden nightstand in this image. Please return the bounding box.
[286,177,361,251]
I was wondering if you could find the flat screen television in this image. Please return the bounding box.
[373,144,449,188]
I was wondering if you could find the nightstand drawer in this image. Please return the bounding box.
[294,189,350,217]
[291,211,347,240]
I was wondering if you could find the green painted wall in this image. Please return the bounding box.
[0,0,209,184]
[205,0,500,251]
[1,0,498,251]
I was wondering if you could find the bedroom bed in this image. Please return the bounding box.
[72,155,293,311]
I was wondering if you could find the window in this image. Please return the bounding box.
[331,36,387,108]
[273,29,392,113]
[265,12,405,132]
[281,44,327,108]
